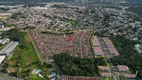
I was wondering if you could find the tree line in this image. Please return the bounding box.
[53,53,106,76]
[109,35,142,79]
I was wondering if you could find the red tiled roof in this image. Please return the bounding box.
[108,48,119,56]
[124,74,136,78]
[117,65,129,71]
[62,76,100,80]
[94,47,103,55]
[103,37,114,48]
[93,36,100,47]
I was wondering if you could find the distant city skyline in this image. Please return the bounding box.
[0,0,142,4]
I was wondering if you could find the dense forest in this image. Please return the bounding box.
[1,28,20,41]
[53,53,106,76]
[109,35,142,79]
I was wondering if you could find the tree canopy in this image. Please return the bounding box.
[109,35,142,79]
[53,53,101,76]
[7,29,20,41]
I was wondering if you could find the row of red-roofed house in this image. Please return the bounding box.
[98,66,112,78]
[100,72,136,79]
[82,31,93,58]
[101,72,136,79]
[93,36,100,47]
[62,76,100,80]
[29,30,53,59]
[98,66,109,71]
[117,65,129,72]
[72,32,84,57]
[99,65,129,72]
[124,74,136,78]
[103,37,119,56]
[99,65,137,79]
[103,37,114,48]
[72,31,93,58]
[94,47,104,56]
[92,36,104,56]
[92,36,119,56]
[101,72,112,77]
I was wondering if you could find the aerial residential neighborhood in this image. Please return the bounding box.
[0,0,142,80]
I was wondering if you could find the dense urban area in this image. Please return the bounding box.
[0,0,142,80]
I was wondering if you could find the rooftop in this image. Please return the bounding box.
[0,55,5,64]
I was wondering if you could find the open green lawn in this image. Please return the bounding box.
[101,77,113,80]
[65,20,77,26]
[6,32,47,79]
[29,74,44,80]
[0,44,3,49]
[23,27,35,30]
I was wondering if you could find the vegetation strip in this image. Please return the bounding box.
[27,31,49,80]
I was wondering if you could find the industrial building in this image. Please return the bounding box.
[0,41,19,64]
[0,41,19,55]
[0,38,10,45]
[0,55,5,64]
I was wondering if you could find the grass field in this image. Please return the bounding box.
[6,32,47,79]
[101,77,113,80]
[23,27,35,30]
[0,44,3,49]
[65,20,77,26]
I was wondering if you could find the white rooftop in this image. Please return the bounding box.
[0,55,5,64]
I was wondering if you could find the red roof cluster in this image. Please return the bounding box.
[108,48,119,56]
[29,30,52,59]
[101,72,112,77]
[68,36,73,42]
[92,36,103,56]
[40,32,72,55]
[62,76,100,80]
[93,36,100,47]
[31,30,93,59]
[103,37,114,48]
[117,65,129,72]
[103,37,119,56]
[124,74,136,78]
[98,66,109,71]
[94,47,103,55]
[72,31,93,58]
